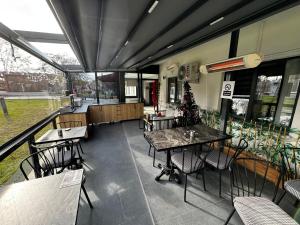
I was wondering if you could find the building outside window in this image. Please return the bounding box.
[230,57,300,127]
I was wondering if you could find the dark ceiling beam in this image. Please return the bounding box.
[128,0,255,68]
[95,68,137,72]
[95,0,105,69]
[14,30,67,44]
[0,23,65,72]
[136,0,300,69]
[118,0,210,68]
[106,0,158,68]
[47,0,88,71]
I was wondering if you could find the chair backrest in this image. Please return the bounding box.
[20,141,74,180]
[215,138,248,170]
[229,157,273,202]
[57,121,82,128]
[146,117,176,131]
[280,146,300,181]
[180,144,213,174]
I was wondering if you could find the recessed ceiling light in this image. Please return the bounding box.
[124,40,129,46]
[167,44,174,49]
[148,1,159,14]
[209,17,224,26]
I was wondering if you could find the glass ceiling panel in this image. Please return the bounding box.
[30,42,79,65]
[0,0,62,34]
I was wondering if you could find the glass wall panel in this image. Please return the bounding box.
[0,38,68,185]
[0,38,66,146]
[275,58,300,126]
[253,75,282,122]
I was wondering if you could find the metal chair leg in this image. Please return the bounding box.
[79,142,84,154]
[219,170,222,197]
[82,184,93,209]
[224,208,236,225]
[184,174,188,202]
[276,190,287,205]
[202,169,206,191]
[153,149,156,167]
[76,144,84,162]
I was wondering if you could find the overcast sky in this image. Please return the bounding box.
[0,0,78,64]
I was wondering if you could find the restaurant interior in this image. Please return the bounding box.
[1,0,300,225]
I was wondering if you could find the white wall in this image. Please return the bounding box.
[158,5,300,126]
[237,5,300,60]
[159,34,231,111]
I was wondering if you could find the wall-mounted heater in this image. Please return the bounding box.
[199,53,262,74]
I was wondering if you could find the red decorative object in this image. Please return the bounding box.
[151,80,158,112]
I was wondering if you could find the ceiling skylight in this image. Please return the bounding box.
[30,42,79,65]
[0,0,62,34]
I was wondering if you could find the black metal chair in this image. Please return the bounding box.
[224,157,297,225]
[20,142,93,209]
[57,121,85,158]
[170,144,211,202]
[145,116,176,167]
[275,146,300,204]
[200,138,248,197]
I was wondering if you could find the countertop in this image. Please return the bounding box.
[69,100,142,114]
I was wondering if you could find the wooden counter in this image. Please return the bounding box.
[88,102,144,124]
[57,102,144,127]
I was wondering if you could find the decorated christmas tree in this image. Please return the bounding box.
[177,81,201,125]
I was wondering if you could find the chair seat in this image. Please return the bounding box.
[171,151,205,173]
[73,138,81,144]
[284,179,300,200]
[40,149,75,169]
[201,149,232,170]
[234,197,297,225]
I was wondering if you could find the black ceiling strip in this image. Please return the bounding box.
[119,0,210,67]
[128,0,254,68]
[47,0,88,70]
[106,0,157,68]
[136,0,300,69]
[95,0,105,69]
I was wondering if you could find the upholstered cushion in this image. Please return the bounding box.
[171,151,205,173]
[201,150,232,170]
[234,197,297,225]
[285,179,300,200]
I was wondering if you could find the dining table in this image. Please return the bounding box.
[35,126,87,144]
[0,169,83,225]
[144,123,231,182]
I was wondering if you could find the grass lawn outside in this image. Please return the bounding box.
[0,99,62,185]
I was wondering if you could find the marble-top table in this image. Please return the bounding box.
[144,124,231,181]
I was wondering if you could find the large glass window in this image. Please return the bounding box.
[275,58,300,126]
[253,75,282,122]
[229,59,300,126]
[0,38,67,185]
[125,74,138,97]
[0,38,66,146]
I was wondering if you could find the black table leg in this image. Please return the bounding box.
[155,149,181,183]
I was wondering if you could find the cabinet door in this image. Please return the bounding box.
[120,104,128,121]
[137,103,144,118]
[104,105,114,122]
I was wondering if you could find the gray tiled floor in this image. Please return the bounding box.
[77,120,299,225]
[122,121,243,225]
[76,123,154,225]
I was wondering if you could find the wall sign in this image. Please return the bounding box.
[221,81,235,99]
